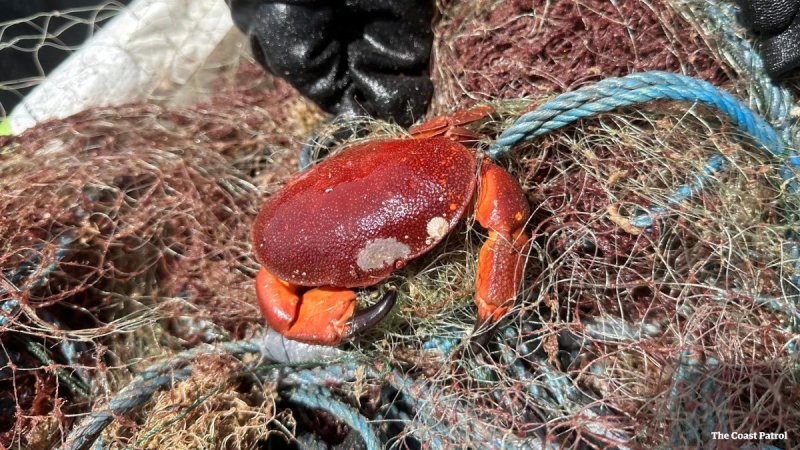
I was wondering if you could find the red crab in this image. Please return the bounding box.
[252,106,531,345]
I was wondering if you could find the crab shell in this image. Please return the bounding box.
[252,136,477,288]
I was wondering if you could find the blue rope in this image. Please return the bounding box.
[679,0,800,149]
[63,367,194,450]
[487,70,800,335]
[690,0,800,305]
[629,153,728,229]
[488,71,787,165]
[288,385,381,450]
[62,339,388,450]
[486,71,800,211]
[62,339,263,450]
[267,361,381,388]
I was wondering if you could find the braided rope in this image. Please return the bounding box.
[63,367,193,450]
[487,70,800,324]
[478,44,799,448]
[673,0,800,149]
[629,153,728,228]
[62,339,262,450]
[488,72,789,167]
[486,70,800,233]
[288,385,381,450]
[61,338,389,450]
[685,1,800,336]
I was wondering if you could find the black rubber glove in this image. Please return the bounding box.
[737,0,800,78]
[229,0,434,128]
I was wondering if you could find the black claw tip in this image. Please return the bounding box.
[343,289,397,338]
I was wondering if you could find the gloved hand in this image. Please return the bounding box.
[229,0,434,128]
[737,0,800,78]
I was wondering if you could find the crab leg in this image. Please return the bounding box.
[408,104,494,143]
[255,268,396,345]
[473,161,531,339]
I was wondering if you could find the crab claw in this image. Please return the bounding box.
[343,289,397,338]
[256,268,396,345]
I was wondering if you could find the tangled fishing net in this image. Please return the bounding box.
[1,0,799,449]
[430,0,724,111]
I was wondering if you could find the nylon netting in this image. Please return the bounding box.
[1,1,798,449]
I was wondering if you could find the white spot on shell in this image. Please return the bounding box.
[426,217,449,244]
[356,238,411,271]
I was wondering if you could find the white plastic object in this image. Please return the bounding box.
[9,0,234,134]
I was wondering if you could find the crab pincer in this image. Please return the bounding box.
[255,268,396,344]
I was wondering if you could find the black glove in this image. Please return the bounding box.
[229,0,434,128]
[737,0,800,78]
